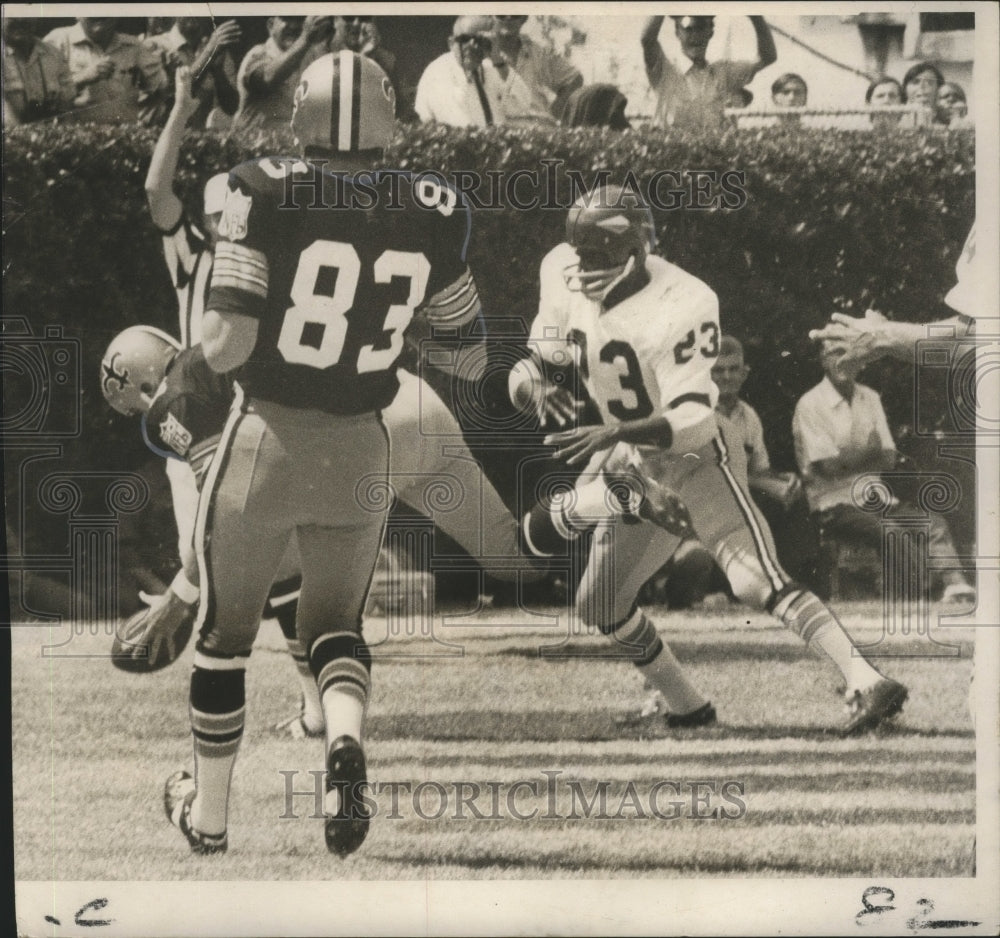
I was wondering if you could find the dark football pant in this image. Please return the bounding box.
[193,397,389,662]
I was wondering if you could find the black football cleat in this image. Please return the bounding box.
[664,701,718,729]
[324,736,370,857]
[164,770,228,855]
[841,678,908,736]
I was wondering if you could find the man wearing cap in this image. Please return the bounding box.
[641,15,776,130]
[415,15,542,127]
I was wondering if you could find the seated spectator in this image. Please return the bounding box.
[231,15,333,139]
[491,15,582,121]
[713,336,817,586]
[771,72,807,107]
[415,15,546,127]
[560,83,629,129]
[902,61,945,112]
[936,81,970,127]
[44,17,169,125]
[145,17,240,129]
[792,338,975,604]
[865,76,904,130]
[714,337,803,510]
[640,14,776,130]
[3,16,75,126]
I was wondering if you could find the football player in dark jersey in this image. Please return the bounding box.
[163,51,486,858]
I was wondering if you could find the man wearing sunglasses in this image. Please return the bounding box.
[416,15,537,127]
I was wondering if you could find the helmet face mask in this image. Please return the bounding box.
[563,186,655,303]
[292,50,396,156]
[100,326,181,417]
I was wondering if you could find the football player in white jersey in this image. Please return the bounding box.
[511,185,908,735]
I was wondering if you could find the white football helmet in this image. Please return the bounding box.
[292,50,395,154]
[100,326,180,416]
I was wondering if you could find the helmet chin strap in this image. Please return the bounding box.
[581,254,635,303]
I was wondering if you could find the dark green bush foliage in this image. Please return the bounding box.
[3,120,976,574]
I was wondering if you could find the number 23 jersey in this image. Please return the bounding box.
[534,242,721,449]
[207,159,480,414]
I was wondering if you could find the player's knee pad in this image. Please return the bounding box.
[521,499,579,558]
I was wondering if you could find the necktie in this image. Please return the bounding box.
[472,69,494,125]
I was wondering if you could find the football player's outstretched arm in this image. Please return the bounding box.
[145,66,201,231]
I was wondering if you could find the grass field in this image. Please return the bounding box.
[12,603,975,880]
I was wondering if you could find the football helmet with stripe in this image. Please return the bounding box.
[563,185,657,302]
[292,50,396,154]
[100,325,180,416]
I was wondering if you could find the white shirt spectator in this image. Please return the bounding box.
[415,51,542,127]
[718,398,770,475]
[792,376,895,513]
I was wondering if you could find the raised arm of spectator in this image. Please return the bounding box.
[749,16,777,73]
[190,19,241,115]
[640,16,666,85]
[145,66,200,231]
[244,16,331,97]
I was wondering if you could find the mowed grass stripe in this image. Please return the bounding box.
[367,735,975,764]
[358,824,975,877]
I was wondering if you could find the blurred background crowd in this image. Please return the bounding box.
[4,12,976,133]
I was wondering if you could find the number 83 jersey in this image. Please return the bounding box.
[208,159,479,414]
[534,243,721,452]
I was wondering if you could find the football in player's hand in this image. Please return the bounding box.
[110,593,196,673]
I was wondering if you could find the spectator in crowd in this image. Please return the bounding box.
[331,15,411,121]
[936,81,970,127]
[231,15,333,139]
[415,15,546,127]
[792,338,975,604]
[902,61,945,112]
[145,17,240,129]
[560,83,629,129]
[490,15,583,121]
[143,18,175,41]
[713,336,817,585]
[771,72,807,107]
[641,14,776,130]
[714,337,803,512]
[865,75,904,130]
[44,17,169,125]
[3,16,76,126]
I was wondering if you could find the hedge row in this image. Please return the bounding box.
[3,120,976,570]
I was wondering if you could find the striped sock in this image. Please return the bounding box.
[266,580,322,731]
[309,631,372,748]
[189,662,246,836]
[773,588,882,693]
[605,608,707,715]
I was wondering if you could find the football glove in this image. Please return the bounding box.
[111,589,197,673]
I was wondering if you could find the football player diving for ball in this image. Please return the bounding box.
[510,184,909,736]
